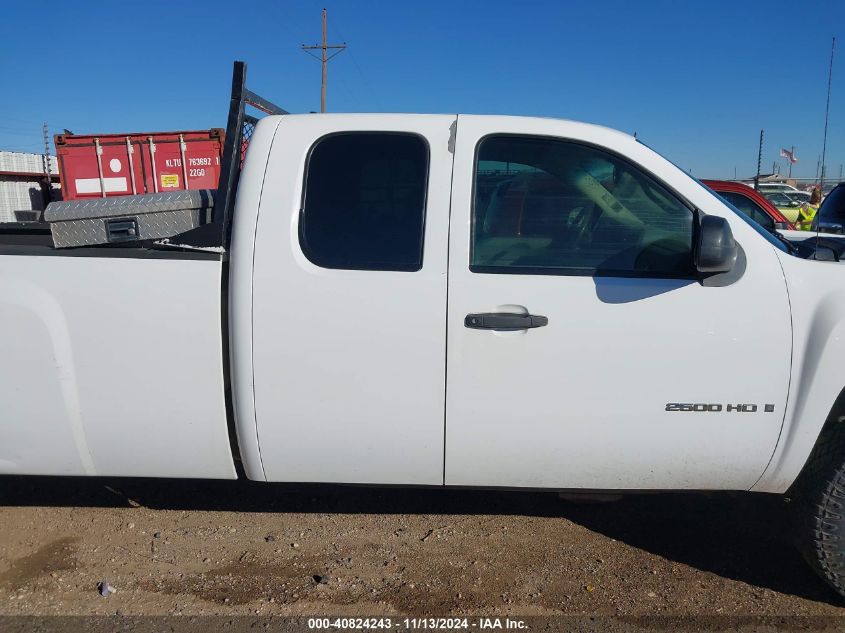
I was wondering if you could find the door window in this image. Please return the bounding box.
[300,133,429,271]
[472,136,694,276]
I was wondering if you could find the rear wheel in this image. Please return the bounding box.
[793,424,845,597]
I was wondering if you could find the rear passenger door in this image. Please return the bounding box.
[251,116,455,485]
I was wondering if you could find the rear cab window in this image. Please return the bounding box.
[300,132,429,271]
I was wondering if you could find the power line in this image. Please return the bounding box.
[301,8,347,113]
[0,115,44,125]
[0,126,46,135]
[329,17,382,110]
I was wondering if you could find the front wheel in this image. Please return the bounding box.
[793,425,845,597]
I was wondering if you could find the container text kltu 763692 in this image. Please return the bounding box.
[54,129,224,200]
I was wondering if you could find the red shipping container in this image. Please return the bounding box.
[54,129,225,200]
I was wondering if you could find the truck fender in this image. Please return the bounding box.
[753,289,845,493]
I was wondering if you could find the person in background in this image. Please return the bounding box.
[796,186,822,230]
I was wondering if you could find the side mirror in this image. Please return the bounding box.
[775,221,789,230]
[696,215,738,274]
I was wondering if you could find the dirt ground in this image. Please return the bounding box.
[1,476,844,624]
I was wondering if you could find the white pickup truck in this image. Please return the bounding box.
[3,62,845,597]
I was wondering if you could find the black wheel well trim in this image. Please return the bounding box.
[787,385,845,496]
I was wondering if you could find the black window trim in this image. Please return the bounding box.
[469,133,700,280]
[298,130,431,272]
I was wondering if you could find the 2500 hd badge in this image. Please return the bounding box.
[665,403,776,412]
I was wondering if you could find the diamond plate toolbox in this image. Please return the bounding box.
[44,190,214,248]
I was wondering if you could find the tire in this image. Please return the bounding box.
[793,423,845,597]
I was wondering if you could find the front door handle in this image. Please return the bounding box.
[465,312,549,331]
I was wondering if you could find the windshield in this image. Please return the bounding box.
[765,192,797,206]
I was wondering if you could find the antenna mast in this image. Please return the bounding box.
[820,37,836,190]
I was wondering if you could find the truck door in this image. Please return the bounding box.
[250,115,455,485]
[445,116,792,490]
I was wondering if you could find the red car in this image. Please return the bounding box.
[702,179,795,231]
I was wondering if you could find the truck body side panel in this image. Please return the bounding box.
[0,254,236,479]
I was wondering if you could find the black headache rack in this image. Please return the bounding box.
[170,61,288,250]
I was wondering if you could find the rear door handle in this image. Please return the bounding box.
[465,312,548,331]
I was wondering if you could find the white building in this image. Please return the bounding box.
[0,151,60,222]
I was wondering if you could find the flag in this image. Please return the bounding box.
[780,148,798,164]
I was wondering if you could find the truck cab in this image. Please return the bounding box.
[231,113,794,491]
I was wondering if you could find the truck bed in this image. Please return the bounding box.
[0,245,235,478]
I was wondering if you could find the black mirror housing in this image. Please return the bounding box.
[696,214,738,274]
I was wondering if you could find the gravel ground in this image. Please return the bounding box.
[1,476,844,624]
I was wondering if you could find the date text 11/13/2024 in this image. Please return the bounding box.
[307,617,528,630]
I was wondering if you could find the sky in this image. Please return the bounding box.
[0,0,842,180]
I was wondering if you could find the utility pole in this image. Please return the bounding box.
[820,36,836,190]
[302,8,347,113]
[754,129,764,191]
[788,145,794,178]
[42,122,52,204]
